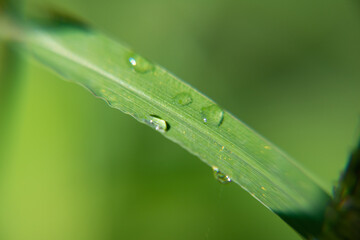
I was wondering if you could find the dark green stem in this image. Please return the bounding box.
[321,136,360,240]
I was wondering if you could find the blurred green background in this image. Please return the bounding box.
[1,0,360,239]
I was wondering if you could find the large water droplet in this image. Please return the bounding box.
[146,115,169,133]
[128,54,154,73]
[173,92,193,106]
[201,104,224,126]
[212,166,231,184]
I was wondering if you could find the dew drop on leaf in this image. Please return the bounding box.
[146,115,169,133]
[201,104,224,126]
[128,54,154,73]
[173,92,193,106]
[212,166,231,184]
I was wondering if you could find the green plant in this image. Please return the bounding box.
[1,3,359,240]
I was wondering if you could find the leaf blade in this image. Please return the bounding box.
[8,22,331,238]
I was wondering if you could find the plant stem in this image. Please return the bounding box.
[321,138,360,240]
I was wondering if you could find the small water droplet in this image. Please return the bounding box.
[201,104,224,126]
[173,92,193,106]
[212,166,231,184]
[128,54,154,73]
[146,115,169,133]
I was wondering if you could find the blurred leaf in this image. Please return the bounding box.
[0,15,331,238]
[0,0,23,159]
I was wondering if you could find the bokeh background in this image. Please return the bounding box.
[1,0,360,239]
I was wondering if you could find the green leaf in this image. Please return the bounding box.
[0,16,331,238]
[0,0,24,160]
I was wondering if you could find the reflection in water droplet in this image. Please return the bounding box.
[212,166,231,184]
[146,115,169,133]
[173,92,193,106]
[128,54,154,73]
[201,104,224,126]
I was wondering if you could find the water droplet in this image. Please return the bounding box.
[201,104,224,126]
[212,166,231,184]
[146,115,169,133]
[173,92,193,106]
[128,54,154,73]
